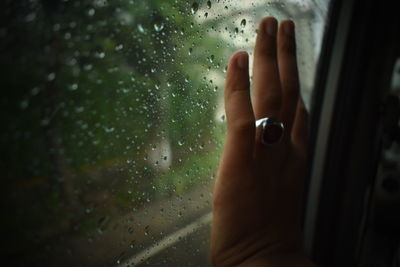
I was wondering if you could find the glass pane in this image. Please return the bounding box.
[1,0,331,266]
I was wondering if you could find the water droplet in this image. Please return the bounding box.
[104,127,115,133]
[137,24,145,33]
[188,47,193,55]
[115,44,123,51]
[240,19,246,27]
[87,8,95,16]
[85,207,93,214]
[178,140,185,146]
[25,13,36,22]
[234,27,239,34]
[69,83,78,91]
[209,54,214,63]
[84,64,93,71]
[97,216,109,234]
[154,22,164,32]
[144,225,150,235]
[204,12,208,18]
[47,72,56,81]
[75,106,84,113]
[116,252,125,265]
[20,99,29,110]
[207,0,211,8]
[31,87,40,95]
[191,2,199,14]
[95,51,105,58]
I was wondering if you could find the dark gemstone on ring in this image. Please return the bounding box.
[262,123,283,145]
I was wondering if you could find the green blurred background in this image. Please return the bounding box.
[0,0,329,266]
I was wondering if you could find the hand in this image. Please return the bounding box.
[211,17,313,266]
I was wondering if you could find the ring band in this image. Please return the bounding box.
[256,117,284,146]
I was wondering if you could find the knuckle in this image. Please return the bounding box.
[228,117,254,132]
[279,37,296,54]
[259,93,282,111]
[258,44,277,59]
[225,71,249,92]
[256,39,277,59]
[226,79,248,92]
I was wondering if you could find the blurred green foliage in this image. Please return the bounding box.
[1,0,229,261]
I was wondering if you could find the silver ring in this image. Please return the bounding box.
[255,117,284,146]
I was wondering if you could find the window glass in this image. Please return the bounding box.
[1,0,331,266]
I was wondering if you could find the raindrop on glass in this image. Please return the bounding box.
[207,1,212,9]
[240,19,246,27]
[95,52,105,58]
[209,54,214,63]
[69,83,78,91]
[20,99,29,110]
[137,24,145,33]
[25,13,36,22]
[47,72,56,81]
[154,23,164,32]
[87,8,95,16]
[191,2,199,15]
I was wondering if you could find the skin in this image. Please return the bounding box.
[210,17,315,266]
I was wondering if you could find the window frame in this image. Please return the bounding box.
[303,0,400,266]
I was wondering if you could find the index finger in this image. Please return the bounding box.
[223,51,255,162]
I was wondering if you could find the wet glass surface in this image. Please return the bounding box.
[1,0,331,266]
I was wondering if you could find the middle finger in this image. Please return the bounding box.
[252,17,282,120]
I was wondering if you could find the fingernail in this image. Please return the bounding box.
[284,21,294,36]
[237,52,248,69]
[265,19,277,36]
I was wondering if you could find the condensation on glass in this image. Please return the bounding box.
[0,0,331,266]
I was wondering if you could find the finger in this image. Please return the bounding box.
[278,20,300,137]
[253,17,282,119]
[224,51,255,160]
[292,97,309,148]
